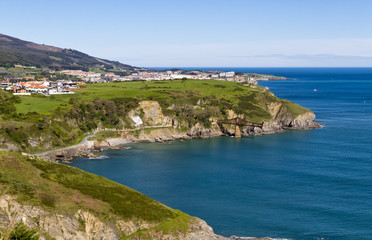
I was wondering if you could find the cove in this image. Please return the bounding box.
[68,68,372,240]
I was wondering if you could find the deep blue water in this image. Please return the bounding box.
[68,68,372,240]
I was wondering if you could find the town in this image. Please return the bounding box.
[0,66,284,95]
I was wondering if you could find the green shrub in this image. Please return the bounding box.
[8,222,40,240]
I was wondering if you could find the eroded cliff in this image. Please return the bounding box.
[38,98,319,161]
[0,152,229,240]
[1,80,319,154]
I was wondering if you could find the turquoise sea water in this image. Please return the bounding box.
[68,68,372,240]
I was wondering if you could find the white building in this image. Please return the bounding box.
[225,71,235,77]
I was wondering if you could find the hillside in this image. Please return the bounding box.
[0,151,227,239]
[0,33,136,71]
[0,79,317,154]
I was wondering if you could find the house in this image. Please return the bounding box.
[18,81,49,93]
[48,87,58,95]
[225,72,235,78]
[12,86,26,93]
[0,81,10,89]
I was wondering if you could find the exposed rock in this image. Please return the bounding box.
[243,102,321,134]
[185,218,228,240]
[187,123,222,138]
[290,111,320,129]
[0,195,119,240]
[226,109,238,119]
[267,102,282,119]
[0,195,231,240]
[36,100,320,161]
[139,100,173,126]
[116,219,156,236]
[38,139,96,162]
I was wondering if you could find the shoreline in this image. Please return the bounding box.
[36,127,309,240]
[30,109,321,240]
[35,119,322,163]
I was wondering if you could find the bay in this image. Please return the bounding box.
[68,68,372,240]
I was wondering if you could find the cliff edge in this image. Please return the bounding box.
[0,152,230,240]
[36,98,319,161]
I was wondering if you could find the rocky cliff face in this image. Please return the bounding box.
[139,101,173,127]
[243,102,320,135]
[0,195,228,240]
[38,100,319,161]
[0,101,320,239]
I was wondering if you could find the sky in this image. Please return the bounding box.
[1,0,372,67]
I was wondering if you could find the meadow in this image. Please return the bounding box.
[15,79,261,115]
[2,79,309,152]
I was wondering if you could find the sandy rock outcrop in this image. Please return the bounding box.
[139,100,173,127]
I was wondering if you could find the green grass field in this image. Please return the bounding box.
[15,95,71,115]
[14,79,309,118]
[74,79,253,100]
[15,79,260,114]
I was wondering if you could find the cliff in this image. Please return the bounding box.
[37,98,319,161]
[0,80,319,154]
[0,80,320,239]
[0,195,228,240]
[0,151,230,240]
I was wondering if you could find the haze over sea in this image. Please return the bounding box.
[68,68,372,240]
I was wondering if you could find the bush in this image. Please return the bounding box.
[8,222,39,240]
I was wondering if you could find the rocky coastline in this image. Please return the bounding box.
[0,193,276,240]
[37,100,321,162]
[15,100,321,240]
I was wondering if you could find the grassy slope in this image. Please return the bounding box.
[5,79,311,152]
[15,79,309,117]
[0,151,191,237]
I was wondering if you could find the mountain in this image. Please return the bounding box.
[0,33,136,71]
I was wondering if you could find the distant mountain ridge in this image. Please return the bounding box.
[0,33,136,71]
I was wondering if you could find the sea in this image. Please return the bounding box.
[68,68,372,240]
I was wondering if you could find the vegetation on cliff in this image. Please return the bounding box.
[0,79,311,152]
[0,151,192,239]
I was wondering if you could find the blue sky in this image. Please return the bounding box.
[1,0,372,67]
